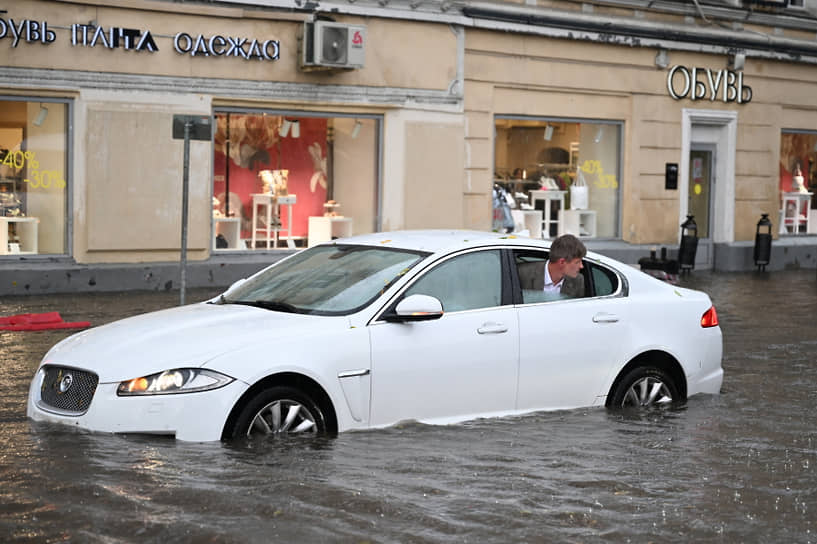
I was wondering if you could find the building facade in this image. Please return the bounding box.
[1,0,816,294]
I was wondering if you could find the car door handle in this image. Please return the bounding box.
[477,322,509,334]
[592,312,619,323]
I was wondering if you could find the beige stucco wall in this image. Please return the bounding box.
[76,90,212,263]
[381,109,466,232]
[3,0,457,92]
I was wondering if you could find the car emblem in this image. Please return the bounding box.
[59,373,74,393]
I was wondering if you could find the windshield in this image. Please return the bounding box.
[221,244,429,315]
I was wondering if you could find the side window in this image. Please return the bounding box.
[588,263,620,297]
[515,248,599,303]
[403,250,502,312]
[514,250,555,304]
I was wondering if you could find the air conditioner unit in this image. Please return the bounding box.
[300,21,366,71]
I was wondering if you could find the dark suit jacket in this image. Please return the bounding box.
[517,261,585,299]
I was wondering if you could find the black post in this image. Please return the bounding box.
[753,213,773,271]
[678,214,698,275]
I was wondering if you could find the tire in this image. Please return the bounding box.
[229,386,327,439]
[609,367,679,409]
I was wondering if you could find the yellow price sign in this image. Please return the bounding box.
[24,170,66,189]
[580,160,619,189]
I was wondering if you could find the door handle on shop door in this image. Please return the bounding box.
[592,313,619,323]
[477,322,508,334]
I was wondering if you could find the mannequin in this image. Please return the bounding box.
[792,163,807,193]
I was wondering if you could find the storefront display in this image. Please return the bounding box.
[213,112,378,250]
[779,131,817,235]
[494,118,621,239]
[0,99,68,256]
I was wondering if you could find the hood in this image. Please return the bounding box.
[42,302,346,382]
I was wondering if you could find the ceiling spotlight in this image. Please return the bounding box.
[290,120,300,139]
[33,103,49,127]
[351,120,362,139]
[544,125,554,141]
[279,118,291,137]
[594,126,604,144]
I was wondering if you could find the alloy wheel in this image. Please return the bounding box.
[621,376,673,407]
[247,399,318,437]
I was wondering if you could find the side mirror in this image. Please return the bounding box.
[383,294,444,322]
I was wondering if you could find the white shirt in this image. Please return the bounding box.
[542,260,564,295]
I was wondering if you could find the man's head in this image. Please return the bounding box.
[548,234,587,279]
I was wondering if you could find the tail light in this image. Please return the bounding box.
[701,306,719,328]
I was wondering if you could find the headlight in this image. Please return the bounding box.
[117,369,233,396]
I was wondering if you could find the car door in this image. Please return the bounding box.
[513,249,629,410]
[368,248,519,427]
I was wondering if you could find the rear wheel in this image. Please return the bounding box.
[229,386,327,439]
[609,367,679,408]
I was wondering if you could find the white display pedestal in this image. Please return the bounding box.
[251,193,296,249]
[529,190,565,239]
[781,192,813,235]
[562,210,597,238]
[511,210,543,239]
[213,217,241,250]
[0,217,38,255]
[308,216,353,247]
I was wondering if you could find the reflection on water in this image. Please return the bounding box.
[1,274,816,542]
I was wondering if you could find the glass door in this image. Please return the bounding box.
[688,148,714,239]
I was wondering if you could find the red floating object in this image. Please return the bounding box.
[0,312,90,331]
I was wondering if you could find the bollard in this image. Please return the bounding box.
[753,213,773,271]
[637,246,679,283]
[678,214,698,274]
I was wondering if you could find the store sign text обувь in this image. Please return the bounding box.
[667,65,753,104]
[0,19,56,46]
[0,17,279,62]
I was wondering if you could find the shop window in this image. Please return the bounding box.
[213,112,379,251]
[494,117,621,239]
[0,99,69,256]
[779,131,816,235]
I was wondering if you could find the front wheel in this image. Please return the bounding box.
[609,367,679,408]
[229,386,327,439]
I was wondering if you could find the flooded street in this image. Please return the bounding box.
[1,272,816,542]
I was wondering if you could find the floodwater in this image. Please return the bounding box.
[1,272,816,543]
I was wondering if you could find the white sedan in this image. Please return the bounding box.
[27,230,723,442]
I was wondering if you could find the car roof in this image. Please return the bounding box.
[329,229,546,254]
[329,229,633,277]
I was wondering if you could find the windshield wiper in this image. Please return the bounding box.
[231,299,300,313]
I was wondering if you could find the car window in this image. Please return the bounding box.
[513,248,589,303]
[222,244,428,315]
[403,250,502,312]
[587,262,620,297]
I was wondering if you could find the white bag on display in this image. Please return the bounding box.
[570,170,589,210]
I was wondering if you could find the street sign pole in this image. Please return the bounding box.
[180,120,190,306]
[172,114,213,306]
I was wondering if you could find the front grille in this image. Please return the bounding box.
[39,365,99,415]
